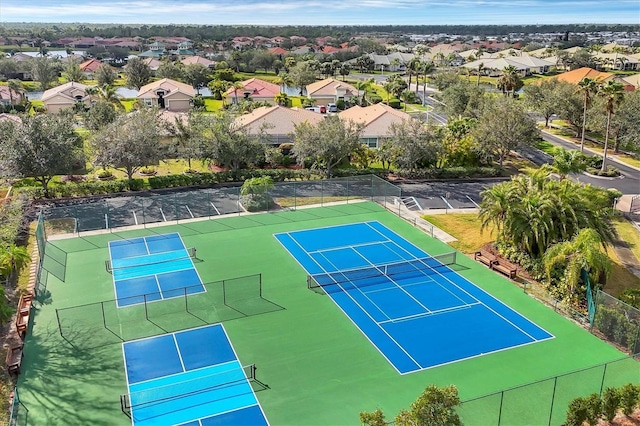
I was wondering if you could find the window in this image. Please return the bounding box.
[361,138,378,148]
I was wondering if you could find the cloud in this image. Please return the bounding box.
[0,0,636,24]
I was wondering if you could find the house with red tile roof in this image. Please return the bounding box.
[79,58,104,78]
[268,47,288,56]
[0,86,24,107]
[225,78,281,104]
[552,67,635,91]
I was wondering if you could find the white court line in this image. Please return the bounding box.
[368,222,545,342]
[377,302,481,325]
[173,334,187,372]
[154,275,165,300]
[142,236,150,255]
[275,231,416,374]
[309,239,392,255]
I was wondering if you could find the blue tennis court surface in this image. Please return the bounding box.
[122,324,269,426]
[108,233,204,307]
[275,221,554,374]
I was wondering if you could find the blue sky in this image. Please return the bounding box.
[0,0,637,25]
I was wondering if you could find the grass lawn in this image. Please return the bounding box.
[423,212,640,298]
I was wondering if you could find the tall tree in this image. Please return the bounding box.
[550,148,588,179]
[610,90,640,153]
[95,63,118,87]
[388,118,440,170]
[6,79,23,105]
[292,116,364,177]
[91,108,164,179]
[420,61,435,106]
[543,228,612,304]
[597,81,625,171]
[183,63,211,94]
[0,114,83,196]
[577,77,600,152]
[63,61,84,83]
[166,111,205,170]
[395,385,462,426]
[473,96,538,166]
[523,78,571,128]
[124,57,151,89]
[289,61,317,96]
[199,112,265,172]
[29,56,60,90]
[156,61,185,81]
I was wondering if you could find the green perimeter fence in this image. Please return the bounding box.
[41,175,403,234]
[457,355,640,425]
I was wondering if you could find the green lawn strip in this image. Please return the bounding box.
[18,202,632,425]
[614,217,640,262]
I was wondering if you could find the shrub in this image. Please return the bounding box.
[620,383,640,415]
[336,99,345,110]
[369,94,383,104]
[393,167,503,180]
[565,397,588,426]
[388,98,401,109]
[586,165,620,177]
[127,179,144,191]
[602,387,621,421]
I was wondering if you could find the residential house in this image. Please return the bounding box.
[306,78,358,105]
[592,52,639,71]
[180,56,215,68]
[79,59,104,79]
[338,103,412,148]
[136,78,196,111]
[142,58,162,74]
[41,82,92,113]
[622,73,640,89]
[463,56,554,76]
[552,67,635,91]
[225,78,281,104]
[0,86,24,108]
[7,52,33,80]
[234,105,324,145]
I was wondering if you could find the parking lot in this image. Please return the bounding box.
[397,180,506,211]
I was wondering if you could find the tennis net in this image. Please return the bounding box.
[120,363,256,414]
[307,251,457,294]
[105,247,196,273]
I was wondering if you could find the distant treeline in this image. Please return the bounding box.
[1,23,638,41]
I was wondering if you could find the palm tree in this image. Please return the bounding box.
[274,72,293,92]
[577,77,599,152]
[497,65,522,97]
[551,148,588,179]
[476,62,485,86]
[420,61,434,106]
[231,82,244,104]
[406,57,421,92]
[597,81,625,172]
[274,92,289,106]
[478,183,513,242]
[543,228,612,304]
[87,85,125,110]
[7,79,23,106]
[0,244,31,280]
[356,78,374,106]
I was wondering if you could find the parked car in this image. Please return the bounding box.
[305,105,327,113]
[327,103,338,113]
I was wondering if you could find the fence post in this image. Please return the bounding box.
[347,177,350,204]
[548,377,558,426]
[497,391,504,426]
[600,364,608,395]
[55,309,63,337]
[321,180,324,206]
[102,301,107,330]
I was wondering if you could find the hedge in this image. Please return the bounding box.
[392,167,504,180]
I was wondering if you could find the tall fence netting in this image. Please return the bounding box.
[40,175,397,235]
[593,290,640,355]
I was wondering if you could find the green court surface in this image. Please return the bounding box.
[18,202,638,425]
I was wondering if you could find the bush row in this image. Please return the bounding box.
[12,168,389,199]
[393,167,504,180]
[566,383,640,425]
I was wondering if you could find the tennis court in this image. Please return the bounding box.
[108,233,204,307]
[122,323,268,425]
[275,221,554,374]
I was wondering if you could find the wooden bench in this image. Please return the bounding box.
[15,294,32,336]
[492,261,518,279]
[474,250,497,268]
[5,344,23,375]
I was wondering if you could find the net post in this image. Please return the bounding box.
[55,309,63,337]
